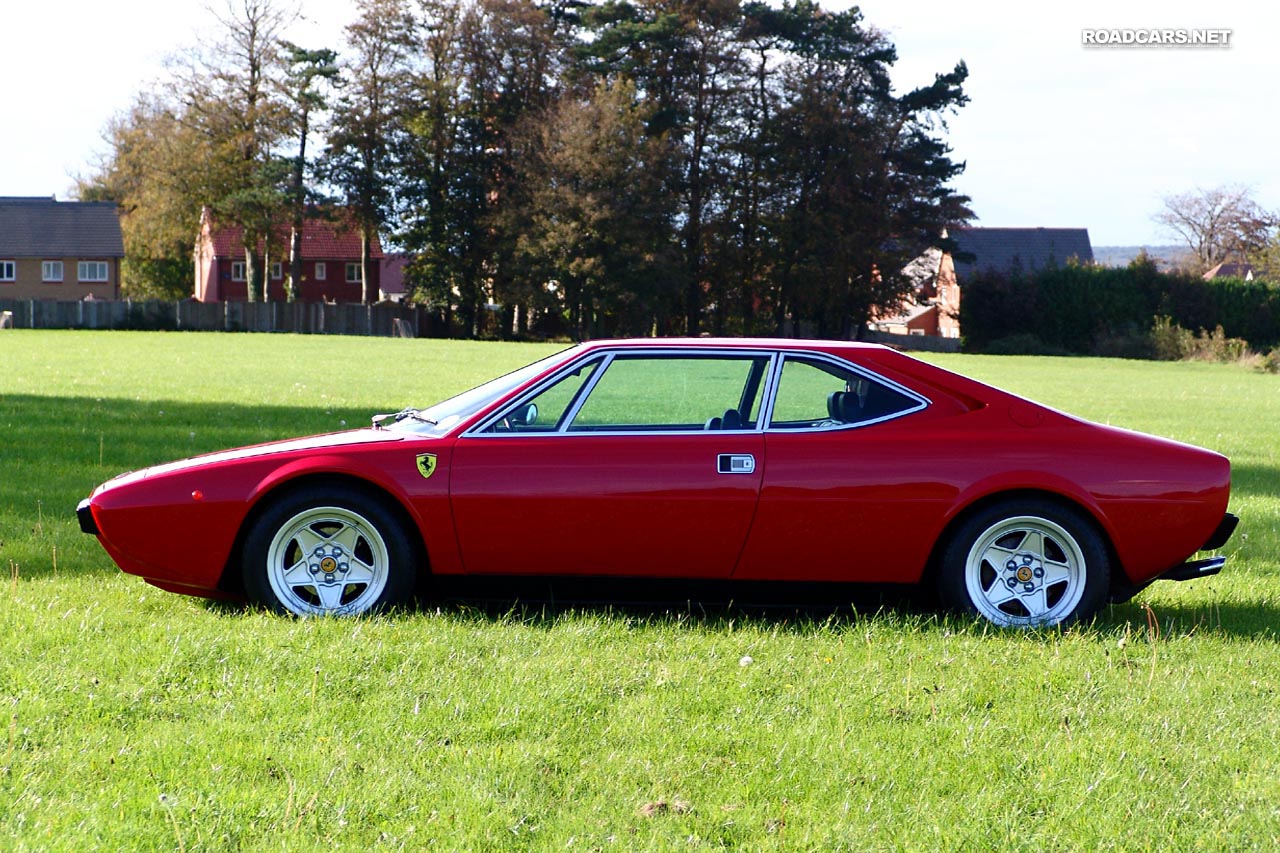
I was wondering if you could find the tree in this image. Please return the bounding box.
[280,43,340,302]
[394,0,478,329]
[325,0,416,304]
[746,1,971,337]
[1154,185,1277,274]
[174,0,295,301]
[75,95,206,299]
[81,0,974,334]
[399,0,566,333]
[78,1,299,301]
[577,0,745,334]
[509,79,681,337]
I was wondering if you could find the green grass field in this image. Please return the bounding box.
[2,330,1278,850]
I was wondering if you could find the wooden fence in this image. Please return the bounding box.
[0,299,442,338]
[0,298,964,350]
[861,329,962,353]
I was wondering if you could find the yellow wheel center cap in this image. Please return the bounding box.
[320,557,338,574]
[1016,566,1033,583]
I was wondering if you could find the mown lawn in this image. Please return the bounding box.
[1,330,1278,850]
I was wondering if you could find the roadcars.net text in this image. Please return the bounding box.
[1082,28,1231,46]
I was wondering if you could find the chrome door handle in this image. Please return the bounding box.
[717,454,755,474]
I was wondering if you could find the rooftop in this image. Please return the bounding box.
[951,226,1093,279]
[0,197,124,257]
[204,208,383,260]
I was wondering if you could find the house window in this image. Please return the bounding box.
[43,261,64,282]
[271,262,283,280]
[231,262,246,282]
[0,261,14,282]
[78,261,109,282]
[346,263,362,283]
[314,262,326,281]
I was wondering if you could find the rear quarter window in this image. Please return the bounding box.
[769,356,925,429]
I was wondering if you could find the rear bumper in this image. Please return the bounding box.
[77,498,99,535]
[1201,512,1238,551]
[1158,555,1225,582]
[1155,511,1238,584]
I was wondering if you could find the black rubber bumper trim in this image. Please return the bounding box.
[1201,512,1238,551]
[76,499,100,535]
[1159,556,1226,582]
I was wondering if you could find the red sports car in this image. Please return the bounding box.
[77,338,1236,627]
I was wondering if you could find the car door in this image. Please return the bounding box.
[733,352,942,584]
[449,350,771,578]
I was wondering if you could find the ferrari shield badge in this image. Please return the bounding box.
[415,453,438,480]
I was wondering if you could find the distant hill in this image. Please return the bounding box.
[1093,245,1192,270]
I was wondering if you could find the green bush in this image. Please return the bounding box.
[1148,316,1250,363]
[1149,315,1194,360]
[962,264,1280,356]
[1090,327,1154,360]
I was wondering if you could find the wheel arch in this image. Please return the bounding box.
[923,488,1122,593]
[217,472,431,597]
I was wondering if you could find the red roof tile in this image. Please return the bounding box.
[205,210,383,261]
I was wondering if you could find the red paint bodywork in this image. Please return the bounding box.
[81,339,1232,600]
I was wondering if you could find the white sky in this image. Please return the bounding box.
[1,0,1274,246]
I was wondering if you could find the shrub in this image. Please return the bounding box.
[1149,316,1251,363]
[1149,315,1194,360]
[1091,329,1154,360]
[1187,325,1250,363]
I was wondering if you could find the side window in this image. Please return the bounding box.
[769,357,922,429]
[568,355,770,432]
[482,360,601,433]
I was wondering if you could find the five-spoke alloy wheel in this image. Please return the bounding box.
[243,486,415,616]
[940,499,1109,628]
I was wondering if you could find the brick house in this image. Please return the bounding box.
[0,197,124,299]
[194,207,382,302]
[873,247,961,338]
[378,252,412,302]
[873,227,1094,339]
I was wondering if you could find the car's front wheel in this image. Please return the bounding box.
[939,499,1109,628]
[243,486,415,616]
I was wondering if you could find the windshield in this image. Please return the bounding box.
[384,345,581,436]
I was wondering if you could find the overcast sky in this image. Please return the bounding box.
[2,0,1274,246]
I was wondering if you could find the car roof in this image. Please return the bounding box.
[575,337,886,354]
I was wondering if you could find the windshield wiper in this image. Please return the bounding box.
[371,408,438,429]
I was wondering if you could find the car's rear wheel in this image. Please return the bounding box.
[939,499,1109,628]
[243,486,415,616]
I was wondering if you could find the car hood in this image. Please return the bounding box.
[97,429,406,491]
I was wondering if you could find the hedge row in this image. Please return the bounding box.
[960,260,1280,354]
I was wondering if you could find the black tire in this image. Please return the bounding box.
[242,485,416,616]
[937,498,1109,628]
